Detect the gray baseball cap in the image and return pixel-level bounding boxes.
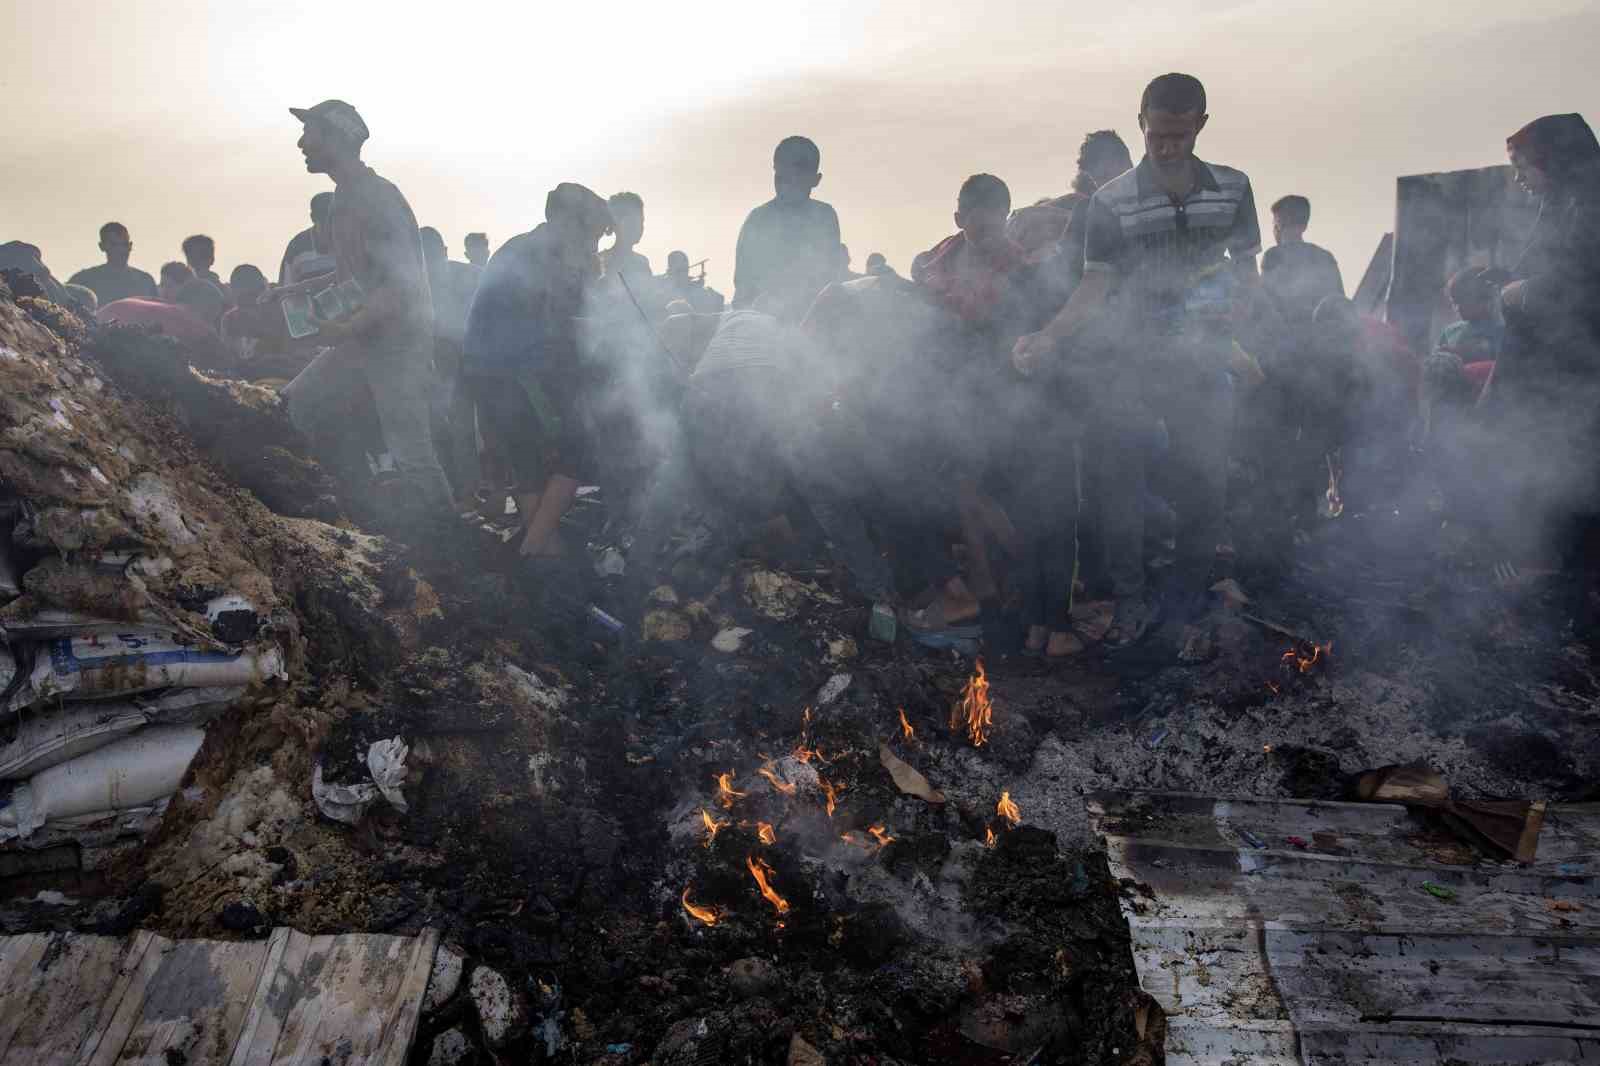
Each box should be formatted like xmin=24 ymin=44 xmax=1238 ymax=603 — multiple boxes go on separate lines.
xmin=289 ymin=100 xmax=370 ymax=145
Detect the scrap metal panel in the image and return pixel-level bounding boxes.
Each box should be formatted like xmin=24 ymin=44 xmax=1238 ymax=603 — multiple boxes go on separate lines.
xmin=1088 ymin=790 xmax=1600 ymax=1065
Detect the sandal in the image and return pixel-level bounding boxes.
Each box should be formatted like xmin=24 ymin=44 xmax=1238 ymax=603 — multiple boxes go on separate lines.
xmin=903 ymin=596 xmax=982 ymax=637
xmin=1105 ymin=594 xmax=1161 ymax=649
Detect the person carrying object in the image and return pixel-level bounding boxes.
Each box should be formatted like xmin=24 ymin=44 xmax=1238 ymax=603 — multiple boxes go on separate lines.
xmin=277 ymin=99 xmax=454 ymax=517
xmin=461 ymin=182 xmax=612 ymax=562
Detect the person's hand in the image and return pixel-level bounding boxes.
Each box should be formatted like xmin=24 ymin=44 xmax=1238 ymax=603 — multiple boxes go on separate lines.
xmin=312 ymin=314 xmax=352 ymax=342
xmin=1500 ymin=279 xmax=1529 ymax=313
xmin=1011 ymin=331 xmax=1053 ymax=377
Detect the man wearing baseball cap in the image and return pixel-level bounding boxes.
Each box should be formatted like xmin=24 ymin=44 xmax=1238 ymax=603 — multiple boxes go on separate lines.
xmin=279 ymin=99 xmax=453 ymax=518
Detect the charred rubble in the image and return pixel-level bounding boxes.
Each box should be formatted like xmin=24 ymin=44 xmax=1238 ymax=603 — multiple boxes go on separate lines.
xmin=0 ymin=282 xmax=1596 ymax=1064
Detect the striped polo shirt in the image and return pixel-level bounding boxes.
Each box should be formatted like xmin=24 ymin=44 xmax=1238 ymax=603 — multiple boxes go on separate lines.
xmin=1084 ymin=155 xmax=1261 ymax=335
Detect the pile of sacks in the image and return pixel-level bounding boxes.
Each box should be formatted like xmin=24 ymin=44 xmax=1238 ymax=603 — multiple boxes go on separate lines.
xmin=0 ymin=285 xmax=287 ymax=851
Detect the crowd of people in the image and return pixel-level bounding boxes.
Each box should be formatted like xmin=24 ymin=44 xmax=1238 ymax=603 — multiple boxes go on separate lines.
xmin=5 ymin=73 xmax=1597 ymax=658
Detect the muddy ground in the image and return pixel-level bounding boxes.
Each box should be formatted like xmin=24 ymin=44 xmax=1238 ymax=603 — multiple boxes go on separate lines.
xmin=2 ymin=293 xmax=1595 ymax=1064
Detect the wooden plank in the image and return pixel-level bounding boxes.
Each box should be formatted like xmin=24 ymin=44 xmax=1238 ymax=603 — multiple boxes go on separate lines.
xmin=0 ymin=932 xmax=131 ymax=1065
xmin=1105 ymin=838 xmax=1600 ymax=934
xmin=228 ymin=927 xmax=302 ymax=1066
xmin=1134 ymin=926 xmax=1600 ymax=1028
xmin=94 ymin=937 xmax=273 ymax=1065
xmin=0 ymin=934 xmax=51 ymax=1055
xmin=1167 ymin=1016 xmax=1598 ymax=1066
xmin=79 ymin=930 xmax=169 ymax=1066
xmin=261 ymin=931 xmax=438 ymax=1065
xmin=1089 ymin=791 xmax=1600 ymax=873
xmin=1089 ymin=790 xmax=1600 ymax=1066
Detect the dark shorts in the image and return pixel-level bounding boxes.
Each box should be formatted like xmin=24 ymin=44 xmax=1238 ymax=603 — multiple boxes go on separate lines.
xmin=463 ymin=372 xmax=592 ymax=490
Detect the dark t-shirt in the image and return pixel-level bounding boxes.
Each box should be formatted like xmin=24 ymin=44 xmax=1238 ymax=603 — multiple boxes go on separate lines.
xmin=330 ymin=165 xmax=433 ymax=350
xmin=68 ymin=262 xmax=158 ymax=306
xmin=279 ymin=228 xmax=315 ymax=284
xmin=462 ymin=224 xmax=587 ymax=380
xmin=732 ymin=197 xmax=841 ymax=311
xmin=1262 ymin=240 xmax=1344 ymax=324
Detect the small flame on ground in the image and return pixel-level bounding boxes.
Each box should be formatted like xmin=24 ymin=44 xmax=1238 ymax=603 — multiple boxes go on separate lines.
xmin=715 ymin=771 xmax=747 ymax=809
xmin=985 ymin=826 xmax=997 ymax=848
xmin=1282 ymin=640 xmax=1334 ymax=675
xmin=868 ymin=824 xmax=894 ymax=849
xmin=898 ymin=708 xmax=915 ymax=741
xmin=953 ymin=659 xmax=994 ymax=747
xmin=757 ymin=763 xmax=798 ymax=796
xmin=820 ymin=775 xmax=840 ymax=818
xmin=746 ymin=855 xmax=790 ymax=915
xmin=700 ymin=807 xmax=729 ymax=847
xmin=997 ymin=791 xmax=1022 ymax=828
xmin=757 ymin=821 xmax=777 ymax=845
xmin=681 ymin=886 xmax=720 ymax=927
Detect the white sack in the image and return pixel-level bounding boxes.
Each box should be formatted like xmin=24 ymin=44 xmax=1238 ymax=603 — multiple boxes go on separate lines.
xmin=0 ymin=704 xmax=150 ymax=780
xmin=0 ymin=725 xmax=205 ymax=840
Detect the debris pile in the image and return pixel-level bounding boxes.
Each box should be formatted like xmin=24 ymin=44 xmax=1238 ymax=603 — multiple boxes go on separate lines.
xmin=0 ymin=287 xmax=291 ymax=857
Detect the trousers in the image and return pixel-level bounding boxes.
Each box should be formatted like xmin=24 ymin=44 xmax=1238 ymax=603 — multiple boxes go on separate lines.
xmin=1100 ymin=358 xmax=1233 ymax=609
xmin=282 ymin=339 xmax=453 ymax=510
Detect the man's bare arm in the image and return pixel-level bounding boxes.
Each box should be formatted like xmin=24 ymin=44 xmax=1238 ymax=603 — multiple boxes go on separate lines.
xmin=1011 ymin=271 xmax=1116 ymax=374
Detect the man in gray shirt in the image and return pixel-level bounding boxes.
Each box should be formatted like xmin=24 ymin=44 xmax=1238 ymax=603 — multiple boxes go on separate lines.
xmin=278 ymin=99 xmax=452 ymax=516
xmin=69 ymin=222 xmax=158 ymax=306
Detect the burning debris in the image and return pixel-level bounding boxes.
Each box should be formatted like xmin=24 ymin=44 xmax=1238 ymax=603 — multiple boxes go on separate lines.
xmin=714 ymin=770 xmax=746 ymax=809
xmin=1281 ymin=639 xmax=1334 ymax=677
xmin=699 ymin=807 xmax=729 ymax=847
xmin=997 ymin=791 xmax=1022 ymax=828
xmin=744 ymin=854 xmax=790 ymax=919
xmin=680 ymin=885 xmax=722 ymax=927
xmin=953 ymin=658 xmax=994 ymax=747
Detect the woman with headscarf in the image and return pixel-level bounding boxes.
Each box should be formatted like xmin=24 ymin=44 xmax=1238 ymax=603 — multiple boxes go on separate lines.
xmin=1477 ymin=113 xmax=1600 ymax=598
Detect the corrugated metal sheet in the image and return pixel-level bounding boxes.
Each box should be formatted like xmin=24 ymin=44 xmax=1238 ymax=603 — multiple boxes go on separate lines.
xmin=1087 ymin=791 xmax=1600 ymax=1065
xmin=0 ymin=926 xmax=438 ymax=1065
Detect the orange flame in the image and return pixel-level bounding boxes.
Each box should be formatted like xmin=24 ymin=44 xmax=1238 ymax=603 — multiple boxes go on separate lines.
xmin=700 ymin=807 xmax=729 ymax=848
xmin=746 ymin=855 xmax=790 ymax=915
xmin=868 ymin=824 xmax=894 ymax=849
xmin=997 ymin=791 xmax=1021 ymax=828
xmin=819 ymin=775 xmax=841 ymax=818
xmin=898 ymin=707 xmax=915 ymax=741
xmin=757 ymin=763 xmax=798 ymax=796
xmin=953 ymin=659 xmax=994 ymax=747
xmin=985 ymin=826 xmax=997 ymax=848
xmin=1281 ymin=641 xmax=1333 ymax=675
xmin=715 ymin=771 xmax=746 ymax=809
xmin=681 ymin=885 xmax=720 ymax=927
xmin=757 ymin=821 xmax=777 ymax=845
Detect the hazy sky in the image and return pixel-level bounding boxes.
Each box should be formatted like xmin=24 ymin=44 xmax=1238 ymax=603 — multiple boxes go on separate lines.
xmin=5 ymin=0 xmax=1597 ymax=295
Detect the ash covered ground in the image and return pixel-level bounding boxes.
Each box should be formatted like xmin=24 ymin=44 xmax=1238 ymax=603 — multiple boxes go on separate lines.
xmin=2 ymin=287 xmax=1596 ymax=1064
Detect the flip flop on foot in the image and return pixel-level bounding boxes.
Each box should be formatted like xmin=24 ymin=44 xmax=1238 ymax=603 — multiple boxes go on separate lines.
xmin=904 ymin=596 xmax=982 ymax=636
xmin=1104 ymin=594 xmax=1161 ymax=650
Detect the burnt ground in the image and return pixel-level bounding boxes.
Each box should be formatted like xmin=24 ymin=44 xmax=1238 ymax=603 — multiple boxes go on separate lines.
xmin=2 ymin=303 xmax=1597 ymax=1064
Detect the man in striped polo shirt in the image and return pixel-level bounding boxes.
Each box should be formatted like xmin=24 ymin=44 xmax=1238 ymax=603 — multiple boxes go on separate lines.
xmin=1014 ymin=72 xmax=1263 ymax=651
